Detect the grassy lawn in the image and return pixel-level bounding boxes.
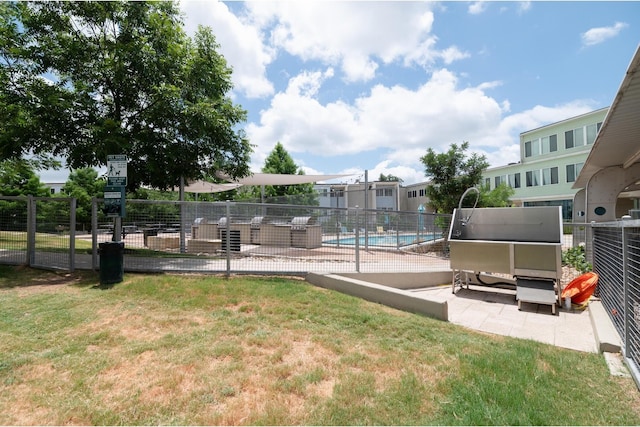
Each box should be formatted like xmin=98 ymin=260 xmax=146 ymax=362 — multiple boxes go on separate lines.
xmin=0 ymin=265 xmax=639 ymax=425
xmin=0 ymin=231 xmax=93 ymax=253
xmin=0 ymin=231 xmax=218 ymax=258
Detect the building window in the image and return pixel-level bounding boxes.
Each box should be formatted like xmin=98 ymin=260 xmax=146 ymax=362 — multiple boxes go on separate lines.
xmin=525 ymin=139 xmax=541 ymax=157
xmin=525 ymin=135 xmax=556 ymax=158
xmin=508 ymin=173 xmax=521 ymax=189
xmin=564 ymin=130 xmax=572 ymax=149
xmin=526 ymin=170 xmax=540 ymax=187
xmin=485 ymin=178 xmax=490 ymax=188
xmin=377 ymin=188 xmax=394 ymax=197
xmin=565 ymin=127 xmax=586 ymax=149
xmin=566 ymin=162 xmax=584 ymax=183
xmin=419 ymin=189 xmax=424 ymax=197
xmin=586 ymin=123 xmax=603 ymax=145
xmin=50 ymin=188 xmax=56 ymax=195
xmin=542 ymin=167 xmax=558 ymax=185
xmin=524 ymin=199 xmax=573 ymax=221
xmin=494 ymin=175 xmax=508 ymax=188
xmin=541 ymin=135 xmax=557 ymax=154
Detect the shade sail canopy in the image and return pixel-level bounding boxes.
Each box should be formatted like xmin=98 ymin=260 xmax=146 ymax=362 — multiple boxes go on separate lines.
xmin=231 ymin=173 xmax=353 ymax=186
xmin=183 ymin=181 xmax=243 ymax=194
xmin=183 ymin=173 xmax=354 ymax=193
xmin=573 ymin=44 xmax=640 ymax=189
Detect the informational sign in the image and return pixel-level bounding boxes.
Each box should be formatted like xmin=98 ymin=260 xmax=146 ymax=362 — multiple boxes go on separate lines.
xmin=103 ymin=185 xmax=126 ymax=218
xmin=107 ymin=154 xmax=128 ymax=187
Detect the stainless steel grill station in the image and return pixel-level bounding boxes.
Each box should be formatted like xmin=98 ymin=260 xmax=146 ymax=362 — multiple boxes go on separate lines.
xmin=217 ymin=216 xmax=228 ymax=230
xmin=250 ymin=216 xmax=264 ymax=244
xmin=290 ymin=216 xmax=322 ymax=249
xmin=448 ymin=205 xmax=563 ymax=314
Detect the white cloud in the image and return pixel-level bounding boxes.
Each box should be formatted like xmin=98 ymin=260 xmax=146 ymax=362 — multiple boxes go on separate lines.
xmin=517 ymin=1 xmax=532 ymax=15
xmin=245 ymin=1 xmax=464 ymax=82
xmin=581 ymin=22 xmax=628 ymax=47
xmin=247 ymin=68 xmax=507 ymax=179
xmin=468 ymin=2 xmax=488 ymax=15
xmin=246 ymin=65 xmax=599 ymax=184
xmin=179 ymin=0 xmax=275 ymax=98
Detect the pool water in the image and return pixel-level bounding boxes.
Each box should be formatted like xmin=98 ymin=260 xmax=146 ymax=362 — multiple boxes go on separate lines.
xmin=325 ymin=233 xmax=436 ymax=247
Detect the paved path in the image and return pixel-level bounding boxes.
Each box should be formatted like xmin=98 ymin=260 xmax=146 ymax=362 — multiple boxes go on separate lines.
xmin=411 ymin=284 xmax=597 ymax=353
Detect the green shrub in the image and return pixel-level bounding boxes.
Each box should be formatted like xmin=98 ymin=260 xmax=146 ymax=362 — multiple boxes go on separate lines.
xmin=562 ymin=245 xmax=592 ymax=273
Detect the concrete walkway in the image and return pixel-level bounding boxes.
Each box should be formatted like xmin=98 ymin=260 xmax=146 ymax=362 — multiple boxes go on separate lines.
xmin=410 ymin=284 xmax=597 ymax=353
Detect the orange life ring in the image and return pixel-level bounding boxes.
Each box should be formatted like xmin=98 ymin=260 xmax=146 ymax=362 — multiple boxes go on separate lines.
xmin=561 ymin=272 xmax=598 ymax=305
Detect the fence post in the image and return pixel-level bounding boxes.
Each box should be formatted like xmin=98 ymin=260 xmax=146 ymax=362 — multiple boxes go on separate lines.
xmin=180 ymin=200 xmax=186 ymax=254
xmin=622 ymin=223 xmax=630 ymax=358
xmin=27 ymin=195 xmax=35 ymax=266
xmin=225 ymin=200 xmax=231 ymax=277
xmin=91 ymin=198 xmax=98 ymax=270
xmin=69 ymin=198 xmax=76 ymax=272
xmin=355 ymin=208 xmax=360 ymax=272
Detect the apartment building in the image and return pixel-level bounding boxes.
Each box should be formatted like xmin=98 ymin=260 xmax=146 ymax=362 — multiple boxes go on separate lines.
xmin=43 ymin=182 xmax=65 ymax=195
xmin=400 ymin=181 xmax=430 ymax=213
xmin=316 ymin=180 xmax=401 ymax=211
xmin=482 ymin=108 xmax=608 ymax=220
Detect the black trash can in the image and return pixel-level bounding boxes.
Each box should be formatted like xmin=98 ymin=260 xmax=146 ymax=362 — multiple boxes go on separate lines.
xmin=99 ymin=242 xmax=124 ymax=285
xmin=220 ymin=229 xmax=241 ymax=252
xmin=142 ymin=228 xmax=158 ymax=247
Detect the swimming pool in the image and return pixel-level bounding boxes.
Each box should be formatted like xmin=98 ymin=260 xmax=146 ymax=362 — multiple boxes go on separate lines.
xmin=324 ymin=233 xmax=436 ymax=247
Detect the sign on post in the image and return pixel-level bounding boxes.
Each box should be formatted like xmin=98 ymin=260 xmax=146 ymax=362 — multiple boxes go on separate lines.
xmin=105 ymin=155 xmax=127 ymax=218
xmin=103 ymin=185 xmax=126 ymax=218
xmin=107 ymin=154 xmax=127 ymax=187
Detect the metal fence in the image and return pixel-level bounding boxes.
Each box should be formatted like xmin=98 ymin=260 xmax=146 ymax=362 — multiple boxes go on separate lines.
xmin=591 ymin=219 xmax=640 ymax=386
xmin=88 ymin=199 xmax=452 ymax=274
xmin=0 ymin=196 xmax=76 ymax=270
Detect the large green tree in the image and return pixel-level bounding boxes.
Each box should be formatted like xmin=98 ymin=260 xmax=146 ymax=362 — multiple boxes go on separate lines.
xmin=0 ymin=1 xmax=251 ymax=190
xmin=0 ymin=159 xmax=51 ymax=230
xmin=59 ymin=168 xmax=105 ymax=230
xmin=420 ymin=142 xmax=489 ymax=214
xmin=0 ymin=159 xmax=51 ymax=197
xmin=479 ymin=182 xmax=514 ymax=208
xmin=378 ymin=173 xmax=403 ymax=183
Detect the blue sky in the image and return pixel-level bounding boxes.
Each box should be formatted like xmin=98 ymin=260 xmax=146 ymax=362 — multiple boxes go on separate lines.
xmin=41 ymin=1 xmax=640 ymax=185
